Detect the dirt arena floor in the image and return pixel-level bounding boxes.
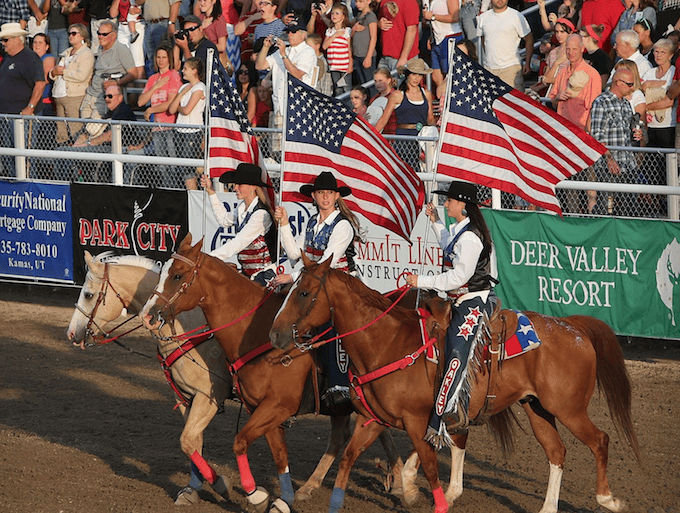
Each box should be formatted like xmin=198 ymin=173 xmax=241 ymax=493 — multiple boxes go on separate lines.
xmin=0 ymin=283 xmax=679 ymax=513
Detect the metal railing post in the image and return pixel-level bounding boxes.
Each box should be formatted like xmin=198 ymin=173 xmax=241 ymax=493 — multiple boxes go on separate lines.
xmin=111 ymin=123 xmax=124 ymax=184
xmin=668 ymin=152 xmax=679 ymax=220
xmin=13 ymin=118 xmax=27 ymax=179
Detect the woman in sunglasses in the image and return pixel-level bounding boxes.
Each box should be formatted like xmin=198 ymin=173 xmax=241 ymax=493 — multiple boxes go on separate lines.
xmin=49 ymin=23 xmax=94 ymax=144
xmin=235 ymin=62 xmax=259 ymax=123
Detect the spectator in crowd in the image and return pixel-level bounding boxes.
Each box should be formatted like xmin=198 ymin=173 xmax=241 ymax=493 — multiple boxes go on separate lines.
xmin=368 ymin=67 xmax=396 ymax=130
xmin=306 ymin=32 xmax=333 ymax=96
xmin=633 ymin=18 xmax=656 ymax=63
xmin=252 ymin=78 xmax=272 ymax=126
xmin=27 ymin=0 xmax=49 ymax=41
xmin=46 ymin=0 xmax=70 ymax=57
xmin=138 ymin=43 xmax=182 ymax=187
xmin=255 ymin=20 xmax=316 ymax=117
xmin=49 ymin=23 xmax=94 ymax=143
xmin=195 ymin=0 xmax=230 ymax=67
xmin=307 ymin=0 xmax=333 ymax=37
xmin=32 ymin=33 xmax=56 ymax=116
xmin=252 ymin=0 xmax=285 ymax=51
xmin=199 ymin=0 xmax=241 ymax=75
xmin=236 ymin=62 xmax=259 ymax=122
xmin=174 ymin=14 xmax=219 ymax=69
xmin=377 ymin=0 xmax=419 ymax=71
xmin=88 ymin=0 xmax=116 ymax=55
xmin=80 ymin=20 xmax=136 ymax=138
xmin=54 ymin=83 xmax=137 ymax=181
xmin=542 ymin=18 xmax=574 ymax=86
xmin=612 ymin=0 xmax=657 ymax=49
xmin=607 ymin=29 xmax=653 ymax=84
xmin=580 ymin=0 xmax=624 ymax=54
xmin=0 ymin=1 xmax=32 ymax=30
xmin=537 ymin=0 xmax=582 ymax=31
xmin=234 ymin=0 xmax=264 ymax=63
xmin=111 ymin=0 xmax=145 ymax=78
xmin=169 ymin=56 xmax=206 ymax=189
xmin=323 ymin=3 xmax=352 ymax=96
xmin=422 ymin=0 xmax=463 ymax=89
xmin=351 ymin=0 xmax=378 ymax=87
xmin=615 ymin=58 xmax=647 ymax=144
xmin=530 ymin=32 xmax=556 ymax=96
xmin=0 ymin=22 xmax=45 ymax=175
xmin=581 ymin=23 xmax=612 ymax=88
xmin=375 ymin=57 xmax=435 ymax=171
xmin=140 ymin=0 xmax=180 ymax=73
xmin=587 ymin=68 xmax=642 ymax=214
xmin=477 ymin=0 xmax=533 ymax=90
xmin=550 ymin=34 xmax=602 ymax=130
xmin=460 ymin=0 xmax=482 ymax=41
xmin=350 ymin=84 xmax=369 ymax=118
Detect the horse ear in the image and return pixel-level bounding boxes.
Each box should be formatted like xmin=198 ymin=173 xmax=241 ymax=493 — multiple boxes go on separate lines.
xmin=84 ymin=251 xmax=101 ymax=272
xmin=189 ymin=237 xmax=204 ymax=258
xmin=301 ymin=252 xmax=313 ymax=268
xmin=179 ymin=232 xmax=193 ymax=252
xmin=318 ymin=254 xmax=334 ymax=273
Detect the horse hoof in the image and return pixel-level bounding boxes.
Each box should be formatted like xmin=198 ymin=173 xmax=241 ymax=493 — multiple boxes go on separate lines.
xmin=211 ymin=474 xmax=232 ymax=501
xmin=402 ymin=489 xmax=420 ymax=508
xmin=175 ymin=486 xmax=200 ymax=506
xmin=268 ymin=497 xmax=291 ymax=513
xmin=597 ymin=494 xmax=627 ymax=512
xmin=247 ymin=486 xmax=270 ymax=513
xmin=295 ymin=488 xmax=313 ymax=501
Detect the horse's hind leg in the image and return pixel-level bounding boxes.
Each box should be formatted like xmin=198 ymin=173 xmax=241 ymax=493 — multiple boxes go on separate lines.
xmin=377 ymin=429 xmax=404 ymax=495
xmin=401 ymin=450 xmax=421 ymax=507
xmin=558 ymin=410 xmax=623 ymax=512
xmin=521 ymin=400 xmax=566 ymax=513
xmin=296 ymin=415 xmax=351 ymax=501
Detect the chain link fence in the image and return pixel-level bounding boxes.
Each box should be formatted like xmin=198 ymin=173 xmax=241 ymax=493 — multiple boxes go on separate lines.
xmin=1 ymin=113 xmax=679 ymax=220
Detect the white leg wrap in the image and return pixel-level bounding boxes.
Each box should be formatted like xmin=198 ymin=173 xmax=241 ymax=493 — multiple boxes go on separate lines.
xmin=538 ymin=462 xmax=562 ymax=513
xmin=270 ymin=498 xmax=291 ymax=513
xmin=247 ymin=487 xmax=269 ymax=506
xmin=445 ymin=446 xmax=465 ymax=504
xmin=597 ymin=493 xmax=624 ymax=512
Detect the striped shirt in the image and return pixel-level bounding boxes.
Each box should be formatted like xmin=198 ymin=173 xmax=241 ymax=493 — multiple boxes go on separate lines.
xmin=325 ymin=27 xmax=351 ymax=72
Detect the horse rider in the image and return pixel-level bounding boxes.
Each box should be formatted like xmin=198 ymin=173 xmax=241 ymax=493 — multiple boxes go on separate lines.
xmin=406 ymin=180 xmax=498 ymax=449
xmin=200 ymin=163 xmax=277 ymax=286
xmin=273 ymin=171 xmax=363 ymax=412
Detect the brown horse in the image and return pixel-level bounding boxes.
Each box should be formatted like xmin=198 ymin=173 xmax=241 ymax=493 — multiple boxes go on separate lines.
xmin=269 ymin=255 xmax=642 ymax=513
xmin=141 ymin=235 xmax=403 ymax=513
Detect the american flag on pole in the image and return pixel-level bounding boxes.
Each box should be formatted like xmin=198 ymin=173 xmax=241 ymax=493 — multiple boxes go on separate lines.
xmin=206 ymin=51 xmax=275 ymax=205
xmin=436 ymin=49 xmax=607 ymax=214
xmin=281 ymin=76 xmax=425 ymax=241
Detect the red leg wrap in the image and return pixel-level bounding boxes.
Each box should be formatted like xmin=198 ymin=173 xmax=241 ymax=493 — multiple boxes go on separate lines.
xmin=433 ymin=486 xmax=448 ymax=513
xmin=190 ymin=451 xmax=217 ymax=484
xmin=237 ymin=454 xmax=256 ymax=494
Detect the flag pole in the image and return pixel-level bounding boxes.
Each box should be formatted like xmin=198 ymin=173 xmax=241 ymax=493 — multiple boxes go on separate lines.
xmin=276 ymin=72 xmax=290 ymax=272
xmin=201 ymin=49 xmax=216 ymax=253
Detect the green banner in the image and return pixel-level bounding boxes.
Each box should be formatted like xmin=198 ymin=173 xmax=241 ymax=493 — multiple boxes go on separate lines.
xmin=483 ymin=210 xmax=680 ymax=340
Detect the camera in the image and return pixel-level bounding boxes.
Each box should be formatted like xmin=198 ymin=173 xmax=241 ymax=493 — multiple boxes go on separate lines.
xmin=175 ymin=28 xmax=188 ymax=40
xmin=271 ymin=36 xmax=280 ymax=44
xmin=100 ymin=72 xmax=123 ymax=81
xmin=312 ymin=3 xmax=322 ymax=10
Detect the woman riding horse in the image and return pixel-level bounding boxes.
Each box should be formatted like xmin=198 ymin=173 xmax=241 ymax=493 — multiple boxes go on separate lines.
xmin=200 ymin=163 xmax=277 ymax=286
xmin=406 ymin=180 xmax=497 ymax=448
xmin=273 ymin=171 xmax=362 ymax=411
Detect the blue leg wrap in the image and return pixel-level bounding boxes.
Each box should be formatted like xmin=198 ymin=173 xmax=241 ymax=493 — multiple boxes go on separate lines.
xmin=189 ymin=461 xmax=204 ymax=490
xmin=278 ymin=472 xmax=294 ymax=506
xmin=329 ymin=487 xmax=346 ymax=513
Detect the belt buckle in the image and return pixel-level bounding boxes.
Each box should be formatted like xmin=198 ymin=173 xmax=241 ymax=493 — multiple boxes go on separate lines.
xmin=415 ymin=122 xmax=423 ymax=131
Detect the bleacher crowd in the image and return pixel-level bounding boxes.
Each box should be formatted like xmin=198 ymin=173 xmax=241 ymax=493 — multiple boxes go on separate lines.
xmin=1 ymin=0 xmax=679 ymax=215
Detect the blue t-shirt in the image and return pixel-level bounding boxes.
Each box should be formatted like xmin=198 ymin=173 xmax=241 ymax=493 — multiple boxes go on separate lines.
xmin=0 ymin=48 xmax=45 ymax=114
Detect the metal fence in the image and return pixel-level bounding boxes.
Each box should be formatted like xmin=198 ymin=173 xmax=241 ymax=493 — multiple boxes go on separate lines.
xmin=1 ymin=113 xmax=679 ymax=220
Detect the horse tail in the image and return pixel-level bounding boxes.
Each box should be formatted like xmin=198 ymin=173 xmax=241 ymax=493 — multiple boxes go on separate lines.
xmin=566 ymin=315 xmax=642 ymax=464
xmin=486 ymin=408 xmax=523 ymax=458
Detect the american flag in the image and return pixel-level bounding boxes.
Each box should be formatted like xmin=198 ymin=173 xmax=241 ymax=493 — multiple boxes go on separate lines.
xmin=437 ymin=49 xmax=607 ymax=214
xmin=281 ymin=76 xmax=425 ymax=241
xmin=206 ymin=51 xmax=275 ymax=205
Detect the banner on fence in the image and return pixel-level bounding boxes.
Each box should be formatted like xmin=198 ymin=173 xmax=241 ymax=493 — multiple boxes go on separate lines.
xmin=70 ymin=184 xmax=188 ymax=283
xmin=484 ymin=210 xmax=680 ymax=339
xmin=0 ymin=180 xmax=74 ymax=282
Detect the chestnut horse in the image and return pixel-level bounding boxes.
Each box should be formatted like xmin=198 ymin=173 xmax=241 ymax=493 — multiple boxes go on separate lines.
xmin=141 ymin=235 xmax=403 ymax=513
xmin=269 ymin=255 xmax=642 ymax=513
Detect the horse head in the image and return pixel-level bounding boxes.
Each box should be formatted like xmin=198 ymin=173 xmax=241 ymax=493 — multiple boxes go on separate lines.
xmin=269 ymin=253 xmax=335 ymax=350
xmin=142 ymin=233 xmax=206 ymax=329
xmin=67 ymin=251 xmax=131 ymax=348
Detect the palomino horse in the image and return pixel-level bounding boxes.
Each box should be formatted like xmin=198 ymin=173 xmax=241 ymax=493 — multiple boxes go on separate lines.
xmin=141 ymin=235 xmax=403 ymax=513
xmin=66 ymin=251 xmax=233 ymax=505
xmin=269 ymin=255 xmax=642 ymax=513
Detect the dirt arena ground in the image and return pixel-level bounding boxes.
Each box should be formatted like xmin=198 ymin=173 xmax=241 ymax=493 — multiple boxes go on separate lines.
xmin=0 ymin=283 xmax=678 ymax=513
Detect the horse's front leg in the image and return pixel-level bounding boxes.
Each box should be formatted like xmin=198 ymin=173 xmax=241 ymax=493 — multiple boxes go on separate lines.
xmin=263 ymin=425 xmax=295 ymax=513
xmin=328 ymin=414 xmax=386 ymax=513
xmin=404 ymin=417 xmax=448 ymax=513
xmin=296 ymin=415 xmax=351 ymax=501
xmin=445 ymin=432 xmax=468 ymax=505
xmin=233 ymin=400 xmax=297 ymax=513
xmin=377 ymin=429 xmax=405 ymax=495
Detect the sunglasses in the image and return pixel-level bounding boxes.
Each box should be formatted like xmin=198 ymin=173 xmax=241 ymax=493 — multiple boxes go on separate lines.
xmin=1 ymin=38 xmax=10 ymax=42
xmin=184 ymin=25 xmax=199 ymax=32
xmin=68 ymin=31 xmax=79 ymax=36
xmin=238 ymin=69 xmax=249 ymax=74
xmin=97 ymin=31 xmax=112 ymax=36
xmin=617 ymin=79 xmax=634 ymax=87
xmin=104 ymin=93 xmax=117 ymax=99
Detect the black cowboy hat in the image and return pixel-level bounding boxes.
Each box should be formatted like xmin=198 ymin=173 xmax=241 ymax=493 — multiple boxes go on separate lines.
xmin=300 ymin=171 xmax=351 ymax=197
xmin=218 ymin=163 xmax=272 ymax=187
xmin=433 ymin=180 xmax=479 ymax=204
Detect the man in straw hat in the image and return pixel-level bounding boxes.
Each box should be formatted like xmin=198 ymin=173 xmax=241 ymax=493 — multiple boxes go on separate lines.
xmin=199 ymin=164 xmax=277 ymax=286
xmin=0 ymin=22 xmax=45 ymax=175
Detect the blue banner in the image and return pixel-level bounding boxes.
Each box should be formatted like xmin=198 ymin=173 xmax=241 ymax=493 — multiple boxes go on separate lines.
xmin=0 ymin=181 xmax=74 ymax=282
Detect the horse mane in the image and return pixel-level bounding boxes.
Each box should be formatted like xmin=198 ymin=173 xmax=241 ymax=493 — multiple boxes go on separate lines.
xmin=331 ymin=269 xmax=421 ymax=322
xmin=94 ymin=252 xmax=162 ymax=273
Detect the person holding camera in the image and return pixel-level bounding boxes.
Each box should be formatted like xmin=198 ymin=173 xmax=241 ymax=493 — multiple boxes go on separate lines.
xmin=173 ymin=14 xmax=218 ymax=71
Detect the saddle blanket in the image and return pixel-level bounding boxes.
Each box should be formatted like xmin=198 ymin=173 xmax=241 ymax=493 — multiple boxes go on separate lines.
xmin=503 ymin=311 xmax=541 ymax=359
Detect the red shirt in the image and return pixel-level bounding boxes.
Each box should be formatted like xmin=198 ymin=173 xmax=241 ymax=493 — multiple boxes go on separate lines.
xmin=379 ymin=0 xmax=419 ymax=61
xmin=580 ymin=0 xmax=625 ymax=54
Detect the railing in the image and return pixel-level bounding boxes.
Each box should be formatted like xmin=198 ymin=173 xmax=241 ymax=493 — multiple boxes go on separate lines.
xmin=1 ymin=113 xmax=679 ymax=219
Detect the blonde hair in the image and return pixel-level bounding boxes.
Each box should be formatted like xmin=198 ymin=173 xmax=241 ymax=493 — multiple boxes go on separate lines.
xmin=336 ymin=197 xmax=364 ymax=242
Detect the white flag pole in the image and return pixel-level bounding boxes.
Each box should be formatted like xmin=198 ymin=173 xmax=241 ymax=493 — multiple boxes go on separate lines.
xmin=201 ymin=49 xmax=217 ymax=253
xmin=276 ymin=71 xmax=291 ymax=272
